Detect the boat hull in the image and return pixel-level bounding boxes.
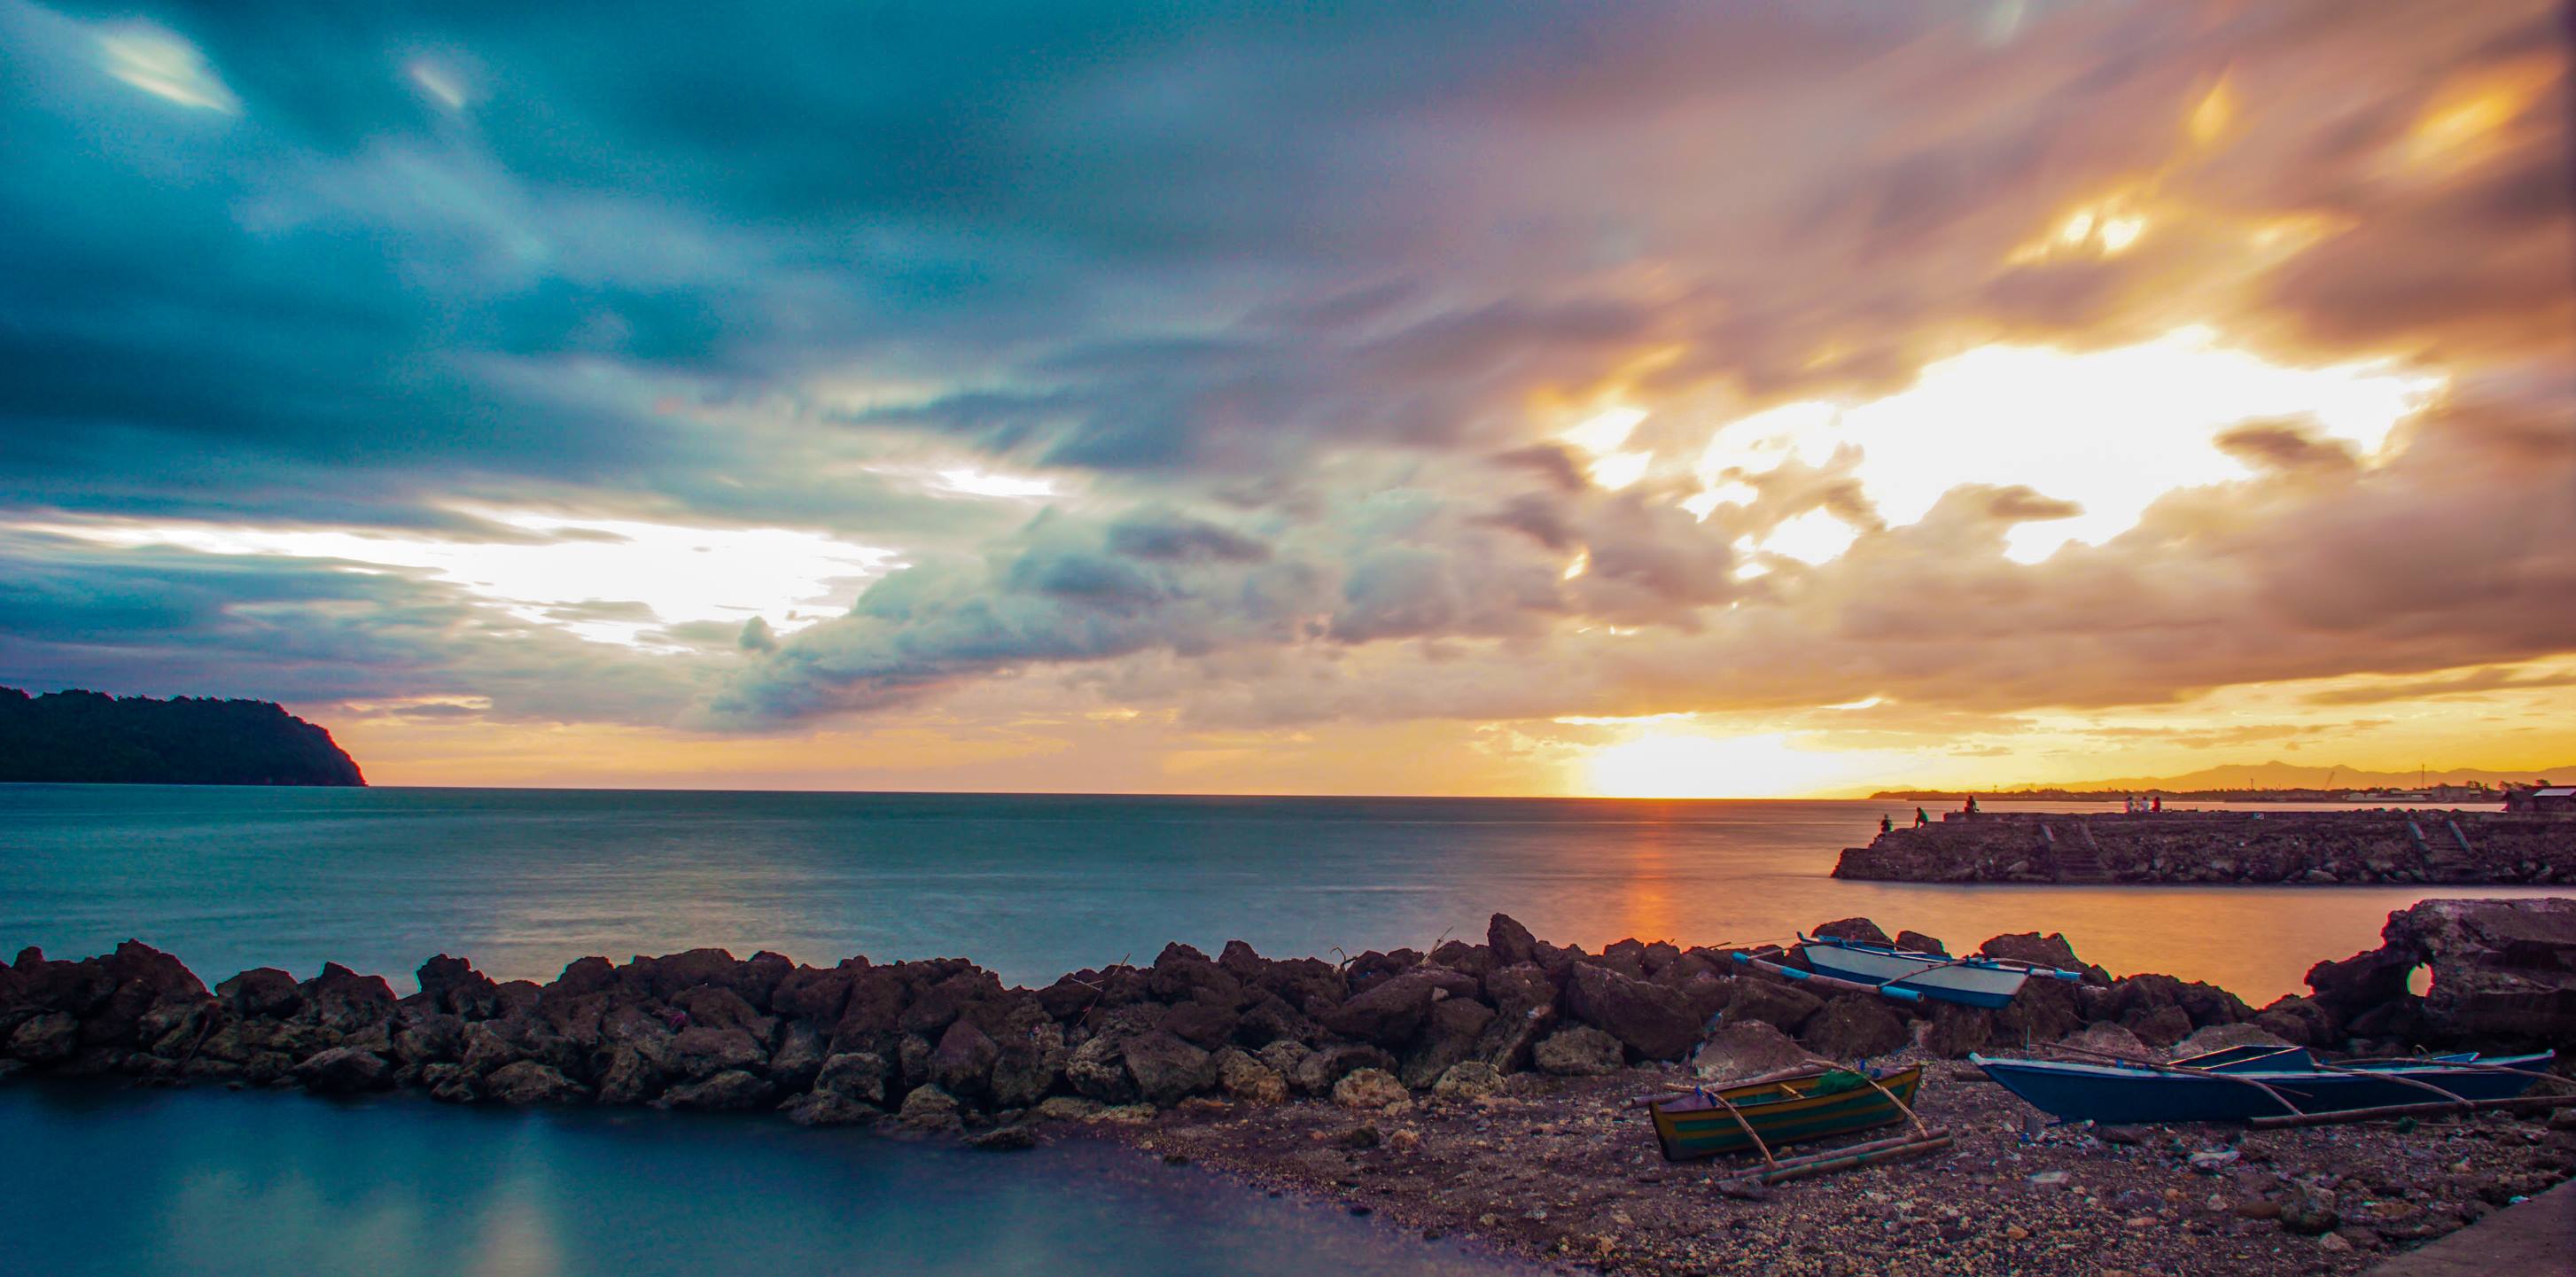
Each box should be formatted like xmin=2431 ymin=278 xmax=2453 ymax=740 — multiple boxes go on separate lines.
xmin=1970 ymin=1052 xmax=2554 ymax=1124
xmin=1800 ymin=944 xmax=2029 ymax=1009
xmin=1648 ymin=1064 xmax=1924 ymax=1161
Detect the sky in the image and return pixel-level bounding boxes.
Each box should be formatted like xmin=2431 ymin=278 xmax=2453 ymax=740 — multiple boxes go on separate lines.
xmin=2 ymin=0 xmax=2572 ymax=798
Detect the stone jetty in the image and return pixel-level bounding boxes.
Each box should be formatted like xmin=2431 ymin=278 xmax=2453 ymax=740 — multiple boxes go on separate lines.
xmin=1833 ymin=810 xmax=2576 ymax=885
xmin=5 ymin=899 xmax=2573 ymax=1275
xmin=4 ymin=900 xmax=2571 ymax=1123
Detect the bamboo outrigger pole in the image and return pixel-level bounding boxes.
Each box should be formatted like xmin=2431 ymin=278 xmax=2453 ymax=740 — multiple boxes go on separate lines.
xmin=1854 ymin=1068 xmax=1936 ymax=1140
xmin=2248 ymin=1093 xmax=2576 ymax=1129
xmin=1731 ymin=949 xmax=1924 ymax=1003
xmin=1715 ymin=1132 xmax=1955 ymax=1188
xmin=2293 ymin=1055 xmax=2488 ymax=1111
xmin=2331 ymin=1056 xmax=2576 ymax=1090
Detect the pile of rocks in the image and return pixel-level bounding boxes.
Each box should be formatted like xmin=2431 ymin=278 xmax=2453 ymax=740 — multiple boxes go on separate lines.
xmin=3 ymin=903 xmax=2564 ymax=1138
xmin=1833 ymin=812 xmax=2576 ymax=885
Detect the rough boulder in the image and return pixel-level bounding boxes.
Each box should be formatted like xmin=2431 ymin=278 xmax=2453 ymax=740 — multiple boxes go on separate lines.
xmin=2313 ymin=898 xmax=2576 ymax=1050
xmin=1690 ymin=1020 xmax=1813 ymax=1083
xmin=1563 ymin=962 xmax=1699 ymax=1061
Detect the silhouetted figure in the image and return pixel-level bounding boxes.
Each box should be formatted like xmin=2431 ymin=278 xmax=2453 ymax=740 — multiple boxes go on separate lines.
xmin=2152 ymin=796 xmax=2162 ymax=814
xmin=1914 ymin=807 xmax=1930 ymax=827
xmin=1880 ymin=814 xmax=1894 ymax=835
xmin=1963 ymin=796 xmax=1979 ymax=815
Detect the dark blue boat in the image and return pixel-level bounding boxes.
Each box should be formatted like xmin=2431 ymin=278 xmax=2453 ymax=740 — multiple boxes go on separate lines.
xmin=1971 ymin=1045 xmax=2557 ymax=1124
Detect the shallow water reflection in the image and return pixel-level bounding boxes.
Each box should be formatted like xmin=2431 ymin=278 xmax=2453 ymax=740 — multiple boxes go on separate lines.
xmin=0 ymin=1083 xmax=1529 ymax=1277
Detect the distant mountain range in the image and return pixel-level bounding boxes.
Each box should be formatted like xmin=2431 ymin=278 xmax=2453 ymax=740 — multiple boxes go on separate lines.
xmin=1872 ymin=759 xmax=2571 ymax=800
xmin=0 ymin=688 xmax=365 ymax=786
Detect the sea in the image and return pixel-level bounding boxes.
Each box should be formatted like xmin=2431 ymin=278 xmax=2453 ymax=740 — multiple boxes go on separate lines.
xmin=2 ymin=784 xmax=2558 ymax=1275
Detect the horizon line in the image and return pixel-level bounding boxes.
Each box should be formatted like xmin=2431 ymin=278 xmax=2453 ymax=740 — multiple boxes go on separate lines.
xmin=5 ymin=779 xmax=2543 ymax=804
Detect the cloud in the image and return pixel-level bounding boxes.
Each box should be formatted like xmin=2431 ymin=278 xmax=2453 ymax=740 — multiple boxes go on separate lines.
xmin=1104 ymin=510 xmax=1272 ymax=564
xmin=0 ymin=530 xmax=713 ymax=725
xmin=0 ymin=0 xmax=2568 ymax=785
xmin=97 ymin=22 xmax=239 ymax=113
xmin=2302 ymin=666 xmax=2576 ymax=707
xmin=2214 ymin=421 xmax=2362 ymax=472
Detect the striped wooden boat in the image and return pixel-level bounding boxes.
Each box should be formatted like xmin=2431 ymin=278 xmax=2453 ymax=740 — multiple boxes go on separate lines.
xmin=1646 ymin=1063 xmax=1924 ymax=1162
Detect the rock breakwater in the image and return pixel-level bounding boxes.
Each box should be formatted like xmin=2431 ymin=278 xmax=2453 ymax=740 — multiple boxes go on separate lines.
xmin=1833 ymin=811 xmax=2575 ymax=885
xmin=5 ymin=901 xmax=2570 ymax=1127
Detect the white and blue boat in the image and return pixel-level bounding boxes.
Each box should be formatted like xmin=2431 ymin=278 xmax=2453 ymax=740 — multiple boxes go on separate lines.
xmin=1973 ymin=1044 xmax=2557 ymax=1124
xmin=1791 ymin=933 xmax=2084 ymax=1009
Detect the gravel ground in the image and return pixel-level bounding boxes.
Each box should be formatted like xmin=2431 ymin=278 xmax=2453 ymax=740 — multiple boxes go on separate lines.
xmin=1082 ymin=1053 xmax=2576 ymax=1277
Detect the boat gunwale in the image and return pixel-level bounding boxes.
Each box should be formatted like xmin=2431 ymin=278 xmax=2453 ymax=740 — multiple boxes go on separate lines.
xmin=1968 ymin=1050 xmax=2555 ymax=1084
xmin=1796 ymin=932 xmax=2072 ymax=976
xmin=1646 ymin=1063 xmax=1926 ymax=1117
xmin=2167 ymin=1043 xmax=2310 ymax=1071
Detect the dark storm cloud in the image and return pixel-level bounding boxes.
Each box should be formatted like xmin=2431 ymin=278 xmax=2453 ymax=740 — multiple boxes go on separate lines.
xmin=1105 ymin=510 xmax=1272 ymax=564
xmin=0 ymin=0 xmax=1933 ymax=520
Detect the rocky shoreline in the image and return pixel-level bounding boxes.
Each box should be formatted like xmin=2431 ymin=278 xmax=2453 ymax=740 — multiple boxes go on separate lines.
xmin=7 ymin=899 xmax=2574 ymax=1274
xmin=1833 ymin=811 xmax=2576 ymax=885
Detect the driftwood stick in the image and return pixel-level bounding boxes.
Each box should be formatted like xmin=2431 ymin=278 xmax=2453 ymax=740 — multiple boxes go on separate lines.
xmin=176 ymin=1009 xmax=221 ymax=1071
xmin=2247 ymin=1093 xmax=2576 ymax=1129
xmin=1719 ymin=1133 xmax=1953 ymax=1187
xmin=1073 ymin=954 xmax=1132 ymax=1028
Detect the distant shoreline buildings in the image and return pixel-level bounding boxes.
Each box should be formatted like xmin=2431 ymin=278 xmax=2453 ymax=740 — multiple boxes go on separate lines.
xmin=1868 ymin=780 xmax=2557 ymax=806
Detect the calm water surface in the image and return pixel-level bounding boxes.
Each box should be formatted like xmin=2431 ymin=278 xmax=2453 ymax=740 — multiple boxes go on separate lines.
xmin=2 ymin=785 xmax=2553 ymax=1001
xmin=0 ymin=1081 xmax=1529 ymax=1277
xmin=4 ymin=784 xmax=2562 ymax=1277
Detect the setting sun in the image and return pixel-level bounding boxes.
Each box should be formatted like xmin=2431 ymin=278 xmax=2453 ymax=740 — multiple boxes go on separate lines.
xmin=1580 ymin=730 xmax=1888 ymax=799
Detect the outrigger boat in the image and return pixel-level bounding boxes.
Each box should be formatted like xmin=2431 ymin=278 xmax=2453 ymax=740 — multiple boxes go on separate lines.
xmin=1637 ymin=1062 xmax=1949 ymax=1183
xmin=1973 ymin=1043 xmax=2565 ymax=1126
xmin=1731 ymin=934 xmax=2083 ymax=1009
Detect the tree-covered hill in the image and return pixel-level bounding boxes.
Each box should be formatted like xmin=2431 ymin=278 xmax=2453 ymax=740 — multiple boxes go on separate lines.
xmin=0 ymin=688 xmax=365 ymax=786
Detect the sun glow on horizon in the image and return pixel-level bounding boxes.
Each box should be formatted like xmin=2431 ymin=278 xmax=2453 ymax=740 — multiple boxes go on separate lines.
xmin=1578 ymin=730 xmax=1895 ymax=799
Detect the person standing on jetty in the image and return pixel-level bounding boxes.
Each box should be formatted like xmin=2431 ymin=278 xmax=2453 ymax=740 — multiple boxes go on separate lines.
xmin=1962 ymin=795 xmax=1979 ymax=814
